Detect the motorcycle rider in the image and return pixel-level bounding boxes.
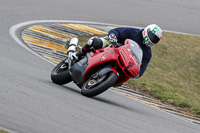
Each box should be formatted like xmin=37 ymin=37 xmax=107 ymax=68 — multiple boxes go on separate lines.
xmin=68 ymin=24 xmax=162 ymax=78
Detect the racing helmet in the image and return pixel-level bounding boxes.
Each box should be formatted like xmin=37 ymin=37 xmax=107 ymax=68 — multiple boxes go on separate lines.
xmin=142 ymin=24 xmax=162 ymax=47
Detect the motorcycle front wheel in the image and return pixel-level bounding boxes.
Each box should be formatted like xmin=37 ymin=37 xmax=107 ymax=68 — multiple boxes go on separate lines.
xmin=81 ymin=72 xmax=118 ymax=97
xmin=51 ymin=60 xmax=72 ymax=85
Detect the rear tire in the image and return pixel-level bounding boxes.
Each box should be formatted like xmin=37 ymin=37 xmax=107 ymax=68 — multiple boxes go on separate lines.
xmin=81 ymin=72 xmax=118 ymax=97
xmin=51 ymin=60 xmax=72 ymax=85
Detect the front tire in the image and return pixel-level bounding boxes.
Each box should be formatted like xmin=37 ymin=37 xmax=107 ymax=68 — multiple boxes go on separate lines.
xmin=51 ymin=60 xmax=72 ymax=85
xmin=81 ymin=72 xmax=118 ymax=97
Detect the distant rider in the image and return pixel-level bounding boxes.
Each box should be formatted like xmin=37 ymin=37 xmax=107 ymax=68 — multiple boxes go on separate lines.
xmin=68 ymin=24 xmax=163 ymax=78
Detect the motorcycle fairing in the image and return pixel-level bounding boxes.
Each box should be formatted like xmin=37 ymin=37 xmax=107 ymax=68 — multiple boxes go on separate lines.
xmin=69 ymin=53 xmax=90 ymax=85
xmin=83 ymin=47 xmax=119 ymax=84
xmin=118 ymin=40 xmax=141 ymax=78
xmin=71 ymin=39 xmax=142 ymax=86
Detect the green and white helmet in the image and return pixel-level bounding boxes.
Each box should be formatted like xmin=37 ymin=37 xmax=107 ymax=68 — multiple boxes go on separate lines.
xmin=142 ymin=24 xmax=162 ymax=47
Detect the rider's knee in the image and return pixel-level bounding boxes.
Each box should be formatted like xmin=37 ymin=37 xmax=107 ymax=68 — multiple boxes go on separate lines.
xmin=92 ymin=38 xmax=103 ymax=50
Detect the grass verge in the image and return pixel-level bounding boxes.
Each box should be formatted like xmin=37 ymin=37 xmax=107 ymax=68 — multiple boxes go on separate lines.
xmin=78 ymin=32 xmax=200 ymax=117
xmin=128 ymin=32 xmax=200 ymax=117
xmin=0 ymin=129 xmax=9 ymax=133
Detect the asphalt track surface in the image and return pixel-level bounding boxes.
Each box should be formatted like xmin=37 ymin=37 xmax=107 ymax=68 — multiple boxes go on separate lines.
xmin=0 ymin=0 xmax=200 ymax=133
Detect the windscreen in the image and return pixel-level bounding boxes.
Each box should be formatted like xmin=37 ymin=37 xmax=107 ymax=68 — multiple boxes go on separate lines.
xmin=129 ymin=40 xmax=143 ymax=64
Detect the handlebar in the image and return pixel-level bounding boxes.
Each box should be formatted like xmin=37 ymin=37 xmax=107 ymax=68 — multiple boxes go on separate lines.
xmin=111 ymin=42 xmax=123 ymax=47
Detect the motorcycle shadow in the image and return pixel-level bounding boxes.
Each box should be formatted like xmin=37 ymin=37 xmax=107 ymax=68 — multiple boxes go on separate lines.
xmin=50 ymin=81 xmax=143 ymax=114
xmin=49 ymin=81 xmax=81 ymax=93
xmin=92 ymin=96 xmax=142 ymax=113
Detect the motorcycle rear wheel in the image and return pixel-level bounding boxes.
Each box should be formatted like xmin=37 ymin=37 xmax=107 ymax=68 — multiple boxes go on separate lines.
xmin=51 ymin=60 xmax=72 ymax=85
xmin=81 ymin=72 xmax=118 ymax=97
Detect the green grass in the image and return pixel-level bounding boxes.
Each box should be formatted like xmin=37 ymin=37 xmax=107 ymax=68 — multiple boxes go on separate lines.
xmin=78 ymin=32 xmax=200 ymax=117
xmin=128 ymin=32 xmax=200 ymax=117
xmin=0 ymin=129 xmax=9 ymax=133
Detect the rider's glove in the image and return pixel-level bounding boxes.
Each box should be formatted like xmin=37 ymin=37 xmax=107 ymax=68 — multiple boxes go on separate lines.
xmin=68 ymin=52 xmax=79 ymax=61
xmin=108 ymin=33 xmax=117 ymax=44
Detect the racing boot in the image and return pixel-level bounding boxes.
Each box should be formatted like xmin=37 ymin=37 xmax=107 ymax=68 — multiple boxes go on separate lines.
xmin=67 ymin=37 xmax=104 ymax=63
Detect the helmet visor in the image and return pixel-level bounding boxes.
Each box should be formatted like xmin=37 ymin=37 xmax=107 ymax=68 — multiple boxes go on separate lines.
xmin=147 ymin=29 xmax=160 ymax=44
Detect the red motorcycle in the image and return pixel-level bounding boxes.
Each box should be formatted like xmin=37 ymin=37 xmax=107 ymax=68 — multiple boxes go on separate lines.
xmin=51 ymin=38 xmax=143 ymax=97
